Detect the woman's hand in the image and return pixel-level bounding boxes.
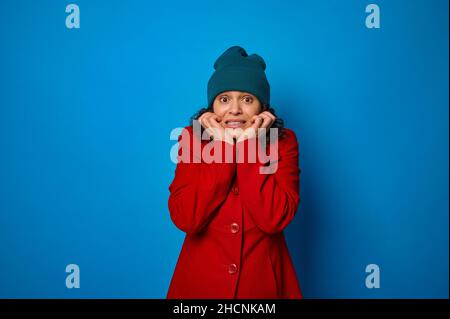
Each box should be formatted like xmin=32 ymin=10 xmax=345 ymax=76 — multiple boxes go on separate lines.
xmin=198 ymin=112 xmax=234 ymax=145
xmin=236 ymin=111 xmax=276 ymax=143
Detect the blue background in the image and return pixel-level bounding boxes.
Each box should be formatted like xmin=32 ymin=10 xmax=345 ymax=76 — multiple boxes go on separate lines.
xmin=0 ymin=0 xmax=448 ymax=298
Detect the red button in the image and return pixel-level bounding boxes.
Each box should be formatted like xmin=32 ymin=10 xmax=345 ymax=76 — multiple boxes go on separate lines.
xmin=230 ymin=222 xmax=240 ymax=234
xmin=228 ymin=263 xmax=238 ymax=274
xmin=231 ymin=186 xmax=239 ymax=195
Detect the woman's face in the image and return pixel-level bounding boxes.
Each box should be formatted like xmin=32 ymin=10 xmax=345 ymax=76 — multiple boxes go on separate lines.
xmin=212 ymin=91 xmax=262 ymax=130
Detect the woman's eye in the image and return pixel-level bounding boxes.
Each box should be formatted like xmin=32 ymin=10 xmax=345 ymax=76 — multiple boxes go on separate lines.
xmin=220 ymin=97 xmax=229 ymax=103
xmin=243 ymin=96 xmax=253 ymax=103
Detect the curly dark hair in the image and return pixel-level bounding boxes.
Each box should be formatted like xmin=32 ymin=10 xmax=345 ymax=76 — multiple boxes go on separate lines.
xmin=189 ymin=103 xmax=286 ymax=144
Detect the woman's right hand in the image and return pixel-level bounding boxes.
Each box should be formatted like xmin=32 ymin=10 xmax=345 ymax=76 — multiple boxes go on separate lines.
xmin=198 ymin=112 xmax=234 ymax=145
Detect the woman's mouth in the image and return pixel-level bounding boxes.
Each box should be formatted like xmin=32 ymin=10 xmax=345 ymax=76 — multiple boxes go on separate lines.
xmin=224 ymin=119 xmax=246 ymax=128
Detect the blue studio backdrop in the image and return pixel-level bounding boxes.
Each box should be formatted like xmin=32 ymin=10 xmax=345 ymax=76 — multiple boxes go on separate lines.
xmin=0 ymin=0 xmax=448 ymax=298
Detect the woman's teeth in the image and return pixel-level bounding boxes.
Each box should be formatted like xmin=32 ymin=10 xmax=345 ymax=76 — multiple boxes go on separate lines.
xmin=226 ymin=121 xmax=245 ymax=127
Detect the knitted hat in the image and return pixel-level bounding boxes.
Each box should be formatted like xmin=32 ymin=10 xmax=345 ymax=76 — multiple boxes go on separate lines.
xmin=207 ymin=46 xmax=270 ymax=107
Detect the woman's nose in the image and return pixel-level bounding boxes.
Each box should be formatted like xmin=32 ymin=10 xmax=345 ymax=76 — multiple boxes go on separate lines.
xmin=229 ymin=101 xmax=242 ymax=114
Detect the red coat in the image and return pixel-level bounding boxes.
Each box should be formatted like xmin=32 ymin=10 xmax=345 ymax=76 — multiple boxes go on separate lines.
xmin=167 ymin=125 xmax=303 ymax=299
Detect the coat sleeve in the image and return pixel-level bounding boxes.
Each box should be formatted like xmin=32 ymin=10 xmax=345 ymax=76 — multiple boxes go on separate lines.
xmin=168 ymin=127 xmax=236 ymax=235
xmin=235 ymin=129 xmax=301 ymax=234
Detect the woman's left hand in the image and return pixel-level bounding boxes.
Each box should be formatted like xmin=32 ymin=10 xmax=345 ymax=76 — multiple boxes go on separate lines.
xmin=236 ymin=111 xmax=276 ymax=143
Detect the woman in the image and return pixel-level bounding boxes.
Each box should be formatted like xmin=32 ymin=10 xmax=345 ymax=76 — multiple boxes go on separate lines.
xmin=167 ymin=46 xmax=303 ymax=299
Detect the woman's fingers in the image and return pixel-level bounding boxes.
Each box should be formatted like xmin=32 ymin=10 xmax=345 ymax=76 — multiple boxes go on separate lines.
xmin=251 ymin=115 xmax=263 ymax=129
xmin=198 ymin=112 xmax=218 ymax=128
xmin=204 ymin=114 xmax=222 ymax=131
xmin=200 ymin=113 xmax=213 ymax=128
xmin=238 ymin=112 xmax=273 ymax=142
xmin=260 ymin=111 xmax=276 ymax=122
xmin=209 ymin=114 xmax=223 ymax=128
xmin=202 ymin=113 xmax=226 ymax=141
xmin=198 ymin=111 xmax=276 ymax=143
xmin=203 ymin=118 xmax=216 ymax=140
xmin=198 ymin=112 xmax=208 ymax=126
xmin=203 ymin=116 xmax=215 ymax=132
xmin=259 ymin=112 xmax=275 ymax=129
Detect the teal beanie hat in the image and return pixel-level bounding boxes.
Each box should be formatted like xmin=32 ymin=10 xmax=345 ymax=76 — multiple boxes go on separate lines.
xmin=207 ymin=46 xmax=270 ymax=107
